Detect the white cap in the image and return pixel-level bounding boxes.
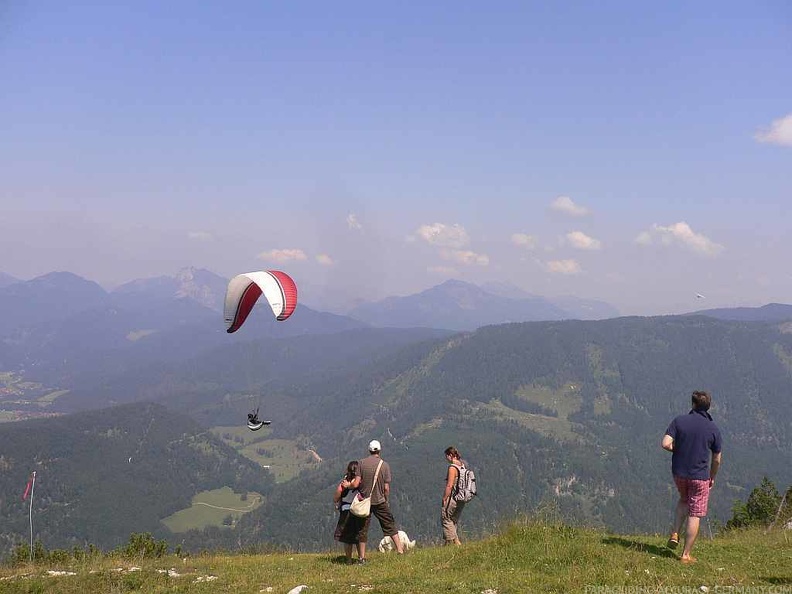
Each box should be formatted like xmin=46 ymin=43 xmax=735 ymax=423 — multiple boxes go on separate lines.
xmin=368 ymin=439 xmax=381 ymax=452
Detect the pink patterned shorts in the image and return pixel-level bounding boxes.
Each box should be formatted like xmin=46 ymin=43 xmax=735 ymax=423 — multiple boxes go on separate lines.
xmin=674 ymin=475 xmax=711 ymax=517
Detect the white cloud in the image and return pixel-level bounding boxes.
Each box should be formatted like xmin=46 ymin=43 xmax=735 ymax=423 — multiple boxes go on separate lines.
xmin=187 ymin=231 xmax=214 ymax=241
xmin=511 ymin=233 xmax=537 ymax=249
xmin=347 ymin=213 xmax=362 ymax=230
xmin=415 ymin=223 xmax=470 ymax=248
xmin=754 ymin=113 xmax=792 ymax=146
xmin=550 ymin=196 xmax=589 ymax=217
xmin=257 ymin=248 xmax=308 ymax=263
xmin=565 ymin=231 xmax=601 ymax=250
xmin=636 ymin=222 xmax=724 ymax=256
xmin=315 ymin=254 xmax=334 ymax=266
xmin=546 ymin=259 xmax=581 ymax=275
xmin=441 ymin=249 xmax=489 ymax=266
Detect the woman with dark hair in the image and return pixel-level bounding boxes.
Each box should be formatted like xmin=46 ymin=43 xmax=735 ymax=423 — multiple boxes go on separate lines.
xmin=334 ymin=460 xmax=365 ymax=563
xmin=442 ymin=446 xmax=466 ymax=545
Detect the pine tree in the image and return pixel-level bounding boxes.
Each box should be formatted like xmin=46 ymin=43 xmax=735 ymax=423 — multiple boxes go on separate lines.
xmin=727 ymin=477 xmax=782 ymax=529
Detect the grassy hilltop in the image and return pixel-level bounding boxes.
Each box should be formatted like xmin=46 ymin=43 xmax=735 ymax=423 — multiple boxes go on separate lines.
xmin=1 ymin=520 xmax=790 ymax=593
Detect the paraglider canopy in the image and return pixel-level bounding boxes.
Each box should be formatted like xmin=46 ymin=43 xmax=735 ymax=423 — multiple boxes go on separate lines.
xmin=224 ymin=270 xmax=298 ymax=333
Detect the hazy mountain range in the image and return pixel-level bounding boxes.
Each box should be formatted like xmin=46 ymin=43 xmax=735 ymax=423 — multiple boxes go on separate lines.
xmin=0 ymin=268 xmax=618 ymax=335
xmin=687 ymin=302 xmax=792 ymax=322
xmin=1 ymin=268 xmax=791 ymax=555
xmin=348 ymin=279 xmax=620 ymax=329
xmin=0 ymin=268 xmax=620 ymax=389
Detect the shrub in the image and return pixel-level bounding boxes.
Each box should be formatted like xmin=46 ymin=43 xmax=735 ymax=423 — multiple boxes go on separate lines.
xmin=727 ymin=477 xmax=782 ymax=529
xmin=120 ymin=533 xmax=169 ymax=559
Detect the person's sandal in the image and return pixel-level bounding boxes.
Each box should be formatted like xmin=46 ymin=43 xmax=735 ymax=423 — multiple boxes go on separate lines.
xmin=666 ymin=533 xmax=679 ymax=549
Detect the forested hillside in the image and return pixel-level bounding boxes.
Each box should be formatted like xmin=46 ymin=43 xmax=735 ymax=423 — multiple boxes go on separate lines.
xmin=200 ymin=315 xmax=792 ymax=551
xmin=0 ymin=402 xmax=272 ymax=554
xmin=3 ymin=315 xmax=792 ymax=555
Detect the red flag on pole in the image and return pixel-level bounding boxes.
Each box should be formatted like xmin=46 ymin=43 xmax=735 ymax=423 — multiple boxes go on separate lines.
xmin=22 ymin=474 xmax=33 ymax=501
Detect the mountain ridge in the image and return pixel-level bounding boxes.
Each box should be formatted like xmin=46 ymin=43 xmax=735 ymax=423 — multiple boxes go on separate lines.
xmin=688 ymin=302 xmax=792 ymax=322
xmin=347 ymin=278 xmax=615 ymax=330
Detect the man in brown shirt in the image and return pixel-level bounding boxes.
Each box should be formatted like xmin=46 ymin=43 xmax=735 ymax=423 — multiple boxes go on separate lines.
xmin=356 ymin=440 xmax=403 ymax=561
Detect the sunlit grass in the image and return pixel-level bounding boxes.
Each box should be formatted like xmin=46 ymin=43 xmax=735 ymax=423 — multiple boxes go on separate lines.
xmin=2 ymin=520 xmax=789 ymax=593
xmin=482 ymin=400 xmax=580 ymax=441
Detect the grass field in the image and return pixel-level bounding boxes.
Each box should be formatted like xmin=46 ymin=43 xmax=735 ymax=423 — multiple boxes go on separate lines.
xmin=36 ymin=390 xmax=70 ymax=405
xmin=0 ymin=372 xmax=66 ymax=415
xmin=516 ymin=383 xmax=583 ymax=419
xmin=484 ymin=400 xmax=581 ymax=441
xmin=211 ymin=425 xmax=270 ymax=447
xmin=481 ymin=382 xmax=586 ymax=442
xmin=2 ymin=520 xmax=790 ymax=593
xmin=161 ymin=487 xmax=263 ymax=533
xmin=211 ymin=426 xmax=320 ymax=482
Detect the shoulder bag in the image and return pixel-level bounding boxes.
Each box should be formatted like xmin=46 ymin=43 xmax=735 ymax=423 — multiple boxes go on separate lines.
xmin=349 ymin=460 xmax=383 ymax=518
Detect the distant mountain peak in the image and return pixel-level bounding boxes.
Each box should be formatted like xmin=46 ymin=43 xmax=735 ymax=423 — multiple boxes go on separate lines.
xmin=173 ymin=268 xmax=228 ymax=310
xmin=434 ymin=278 xmax=475 ymax=289
xmin=349 ymin=279 xmax=568 ymax=330
xmin=0 ymin=272 xmax=20 ymax=288
xmin=480 ymin=281 xmax=535 ymax=300
xmin=0 ymin=271 xmax=109 ymax=334
xmin=32 ymin=270 xmax=98 ymax=285
xmin=348 ymin=279 xmax=619 ymax=330
xmin=113 ymin=268 xmax=228 ymax=311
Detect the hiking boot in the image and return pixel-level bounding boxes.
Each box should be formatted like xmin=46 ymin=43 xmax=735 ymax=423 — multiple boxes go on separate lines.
xmin=666 ymin=533 xmax=679 ymax=549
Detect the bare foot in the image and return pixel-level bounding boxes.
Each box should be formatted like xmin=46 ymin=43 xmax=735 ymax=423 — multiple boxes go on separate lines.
xmin=680 ymin=556 xmax=697 ymax=564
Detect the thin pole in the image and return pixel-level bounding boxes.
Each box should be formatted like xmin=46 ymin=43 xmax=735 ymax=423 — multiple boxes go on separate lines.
xmin=769 ymin=490 xmax=787 ymax=531
xmin=28 ymin=471 xmax=36 ymax=562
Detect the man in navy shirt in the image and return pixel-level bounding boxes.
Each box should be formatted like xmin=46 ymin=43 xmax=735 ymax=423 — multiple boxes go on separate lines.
xmin=661 ymin=390 xmax=722 ymax=564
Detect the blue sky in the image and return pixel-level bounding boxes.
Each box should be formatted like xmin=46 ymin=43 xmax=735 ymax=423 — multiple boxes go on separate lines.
xmin=1 ymin=1 xmax=790 ymax=314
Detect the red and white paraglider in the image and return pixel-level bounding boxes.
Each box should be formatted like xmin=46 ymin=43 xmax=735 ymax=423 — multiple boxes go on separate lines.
xmin=224 ymin=270 xmax=298 ymax=333
xmin=223 ymin=270 xmax=298 ymax=429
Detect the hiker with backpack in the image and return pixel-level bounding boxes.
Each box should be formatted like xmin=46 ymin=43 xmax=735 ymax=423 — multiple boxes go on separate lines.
xmin=442 ymin=446 xmax=476 ymax=545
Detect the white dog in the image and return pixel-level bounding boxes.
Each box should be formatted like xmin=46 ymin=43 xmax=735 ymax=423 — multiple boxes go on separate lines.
xmin=378 ymin=530 xmax=416 ymax=553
